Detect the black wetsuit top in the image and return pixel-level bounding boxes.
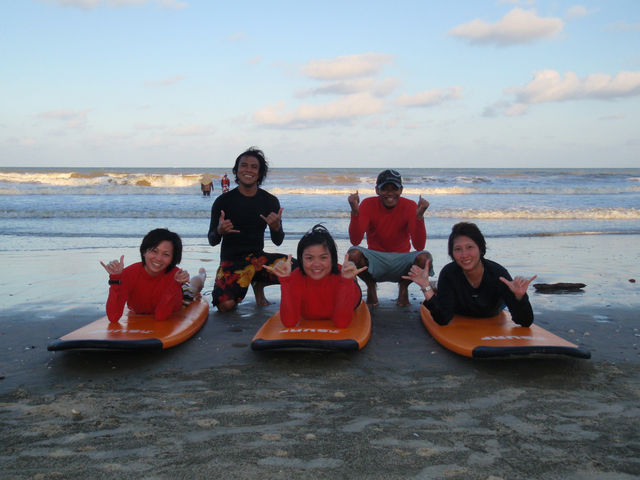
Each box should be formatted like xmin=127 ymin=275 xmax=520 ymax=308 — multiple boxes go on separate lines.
xmin=424 ymin=258 xmax=534 ymax=326
xmin=208 ymin=187 xmax=284 ymax=260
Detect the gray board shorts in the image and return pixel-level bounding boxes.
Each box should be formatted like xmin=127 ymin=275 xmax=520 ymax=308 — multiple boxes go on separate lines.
xmin=348 ymin=247 xmax=434 ymax=282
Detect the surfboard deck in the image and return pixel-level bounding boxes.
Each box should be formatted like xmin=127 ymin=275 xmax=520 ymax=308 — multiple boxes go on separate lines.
xmin=251 ymin=301 xmax=371 ymax=351
xmin=420 ymin=305 xmax=590 ymax=359
xmin=47 ymin=297 xmax=209 ymax=351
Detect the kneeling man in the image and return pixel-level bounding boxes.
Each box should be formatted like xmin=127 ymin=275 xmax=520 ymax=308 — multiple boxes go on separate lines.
xmin=347 ymin=169 xmax=433 ymax=306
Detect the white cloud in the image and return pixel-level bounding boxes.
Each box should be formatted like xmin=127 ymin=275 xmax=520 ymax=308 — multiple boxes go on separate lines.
xmin=301 ymin=53 xmax=393 ymax=80
xmin=565 ymin=5 xmax=592 ymax=20
xmin=508 ymin=69 xmax=640 ymax=103
xmin=503 ymin=103 xmax=529 ymax=116
xmin=144 ymin=75 xmax=184 ymax=87
xmin=254 ymin=93 xmax=384 ymax=128
xmin=395 ymin=86 xmax=463 ymax=107
xmin=448 ymin=8 xmax=564 ymax=46
xmin=296 ymin=78 xmax=398 ymax=98
xmin=485 ymin=69 xmax=640 ymax=116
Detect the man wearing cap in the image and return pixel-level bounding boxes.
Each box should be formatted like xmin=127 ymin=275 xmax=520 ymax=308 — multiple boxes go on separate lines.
xmin=347 ymin=169 xmax=432 ymax=306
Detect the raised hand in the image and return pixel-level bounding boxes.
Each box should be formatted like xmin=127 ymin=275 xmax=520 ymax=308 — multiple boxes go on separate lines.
xmin=263 ymin=254 xmax=292 ymax=278
xmin=401 ymin=261 xmax=431 ymax=289
xmin=500 ymin=275 xmax=537 ymax=301
xmin=174 ymin=269 xmax=190 ymax=284
xmin=100 ymin=255 xmax=125 ymax=276
xmin=416 ymin=195 xmax=430 ymax=218
xmin=260 ymin=207 xmax=283 ymax=231
xmin=348 ymin=191 xmax=360 ymax=214
xmin=341 ymin=254 xmax=367 ymax=280
xmin=217 ymin=210 xmax=240 ymax=235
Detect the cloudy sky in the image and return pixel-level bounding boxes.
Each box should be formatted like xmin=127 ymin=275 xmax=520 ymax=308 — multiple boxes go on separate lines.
xmin=2 ymin=0 xmax=639 ymax=168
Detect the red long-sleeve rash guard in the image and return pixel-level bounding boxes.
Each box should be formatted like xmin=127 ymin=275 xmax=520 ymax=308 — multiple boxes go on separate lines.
xmin=349 ymin=196 xmax=426 ymax=252
xmin=106 ymin=262 xmax=183 ymax=322
xmin=279 ymin=268 xmax=362 ymax=328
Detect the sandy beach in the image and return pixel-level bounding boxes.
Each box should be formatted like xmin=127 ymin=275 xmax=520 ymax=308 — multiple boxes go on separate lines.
xmin=1 ymin=235 xmax=639 ymax=479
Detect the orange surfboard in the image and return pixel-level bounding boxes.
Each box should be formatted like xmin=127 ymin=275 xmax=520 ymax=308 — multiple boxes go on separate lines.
xmin=251 ymin=301 xmax=371 ymax=351
xmin=421 ymin=305 xmax=590 ymax=359
xmin=47 ymin=297 xmax=209 ymax=351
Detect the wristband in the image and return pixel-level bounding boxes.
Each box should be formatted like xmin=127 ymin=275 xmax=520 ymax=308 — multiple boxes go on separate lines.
xmin=108 ymin=279 xmax=121 ymax=285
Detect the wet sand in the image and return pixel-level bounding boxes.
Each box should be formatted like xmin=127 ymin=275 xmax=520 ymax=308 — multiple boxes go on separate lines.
xmin=1 ymin=236 xmax=640 ymax=479
xmin=1 ymin=298 xmax=639 ymax=479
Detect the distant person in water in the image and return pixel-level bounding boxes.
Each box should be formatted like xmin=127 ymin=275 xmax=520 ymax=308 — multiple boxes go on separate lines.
xmin=403 ymin=222 xmax=536 ymax=326
xmin=221 ymin=173 xmax=230 ymax=193
xmin=100 ymin=228 xmax=206 ymax=322
xmin=207 ymin=147 xmax=291 ymax=312
xmin=200 ymin=174 xmax=213 ymax=196
xmin=264 ymin=224 xmax=365 ymax=328
xmin=347 ymin=169 xmax=433 ymax=307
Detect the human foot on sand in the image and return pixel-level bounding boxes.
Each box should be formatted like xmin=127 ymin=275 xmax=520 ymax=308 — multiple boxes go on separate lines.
xmin=396 ymin=282 xmax=410 ymax=306
xmin=252 ymin=282 xmax=273 ymax=306
xmin=365 ymin=289 xmax=379 ymax=306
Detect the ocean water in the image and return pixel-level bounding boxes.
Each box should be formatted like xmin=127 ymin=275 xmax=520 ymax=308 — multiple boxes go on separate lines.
xmin=1 ymin=167 xmax=639 ymax=253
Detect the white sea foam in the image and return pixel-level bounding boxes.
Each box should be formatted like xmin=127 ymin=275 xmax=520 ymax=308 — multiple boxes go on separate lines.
xmin=1 ymin=167 xmax=639 ymax=241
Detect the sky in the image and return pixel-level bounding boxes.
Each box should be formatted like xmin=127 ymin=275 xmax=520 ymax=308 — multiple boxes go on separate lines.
xmin=2 ymin=0 xmax=640 ymax=168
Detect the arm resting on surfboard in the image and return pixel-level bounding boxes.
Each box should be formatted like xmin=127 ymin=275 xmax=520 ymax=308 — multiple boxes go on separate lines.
xmin=278 ymin=274 xmax=303 ymax=327
xmin=106 ymin=274 xmax=128 ymax=322
xmin=501 ymin=289 xmax=534 ymax=327
xmin=331 ymin=277 xmax=363 ymax=328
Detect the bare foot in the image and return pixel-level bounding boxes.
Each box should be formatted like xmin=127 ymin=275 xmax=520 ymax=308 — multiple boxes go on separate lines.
xmin=253 ymin=283 xmax=273 ymax=306
xmin=396 ymin=296 xmax=410 ymax=307
xmin=396 ymin=283 xmax=410 ymax=306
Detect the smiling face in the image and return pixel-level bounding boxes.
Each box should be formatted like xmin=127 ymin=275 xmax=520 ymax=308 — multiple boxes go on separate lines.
xmin=301 ymin=244 xmax=332 ymax=281
xmin=143 ymin=240 xmax=174 ymax=276
xmin=376 ymin=183 xmax=402 ymax=209
xmin=451 ymin=235 xmax=482 ymax=273
xmin=236 ymin=155 xmax=261 ymax=189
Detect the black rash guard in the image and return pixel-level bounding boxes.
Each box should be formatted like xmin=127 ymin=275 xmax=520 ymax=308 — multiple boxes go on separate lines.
xmin=208 ymin=187 xmax=284 ymax=260
xmin=424 ymin=258 xmax=534 ymax=327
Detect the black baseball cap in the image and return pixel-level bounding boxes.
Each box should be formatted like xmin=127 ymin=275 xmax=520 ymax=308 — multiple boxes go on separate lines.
xmin=376 ymin=169 xmax=402 ymax=189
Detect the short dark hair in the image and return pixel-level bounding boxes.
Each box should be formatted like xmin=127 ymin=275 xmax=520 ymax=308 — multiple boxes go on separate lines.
xmin=447 ymin=222 xmax=486 ymax=259
xmin=232 ymin=147 xmax=269 ymax=186
xmin=140 ymin=228 xmax=182 ymax=273
xmin=297 ymin=224 xmax=339 ymax=276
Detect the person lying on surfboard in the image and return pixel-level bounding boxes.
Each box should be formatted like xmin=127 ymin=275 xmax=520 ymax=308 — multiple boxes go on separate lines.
xmin=100 ymin=228 xmax=206 ymax=322
xmin=346 ymin=169 xmax=433 ymax=307
xmin=403 ymin=222 xmax=536 ymax=327
xmin=264 ymin=224 xmax=366 ymax=328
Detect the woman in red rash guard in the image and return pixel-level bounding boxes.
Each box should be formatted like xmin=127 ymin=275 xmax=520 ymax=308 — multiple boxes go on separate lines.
xmin=265 ymin=224 xmax=365 ymax=328
xmin=100 ymin=228 xmax=191 ymax=322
